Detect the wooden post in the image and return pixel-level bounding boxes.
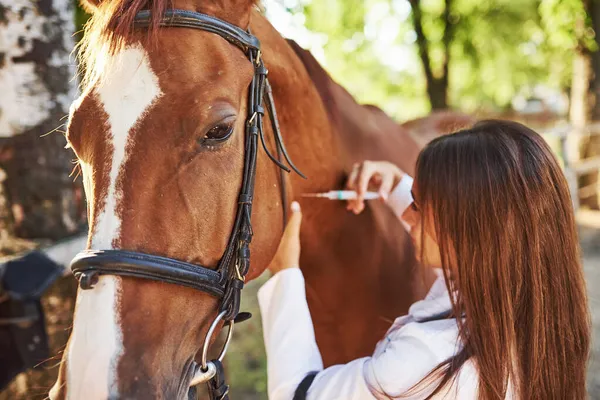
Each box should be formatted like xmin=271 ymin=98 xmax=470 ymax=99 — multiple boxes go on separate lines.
xmin=0 ymin=0 xmax=86 ymax=240
xmin=0 ymin=2 xmax=84 ymax=398
xmin=560 ymin=131 xmax=581 ymax=211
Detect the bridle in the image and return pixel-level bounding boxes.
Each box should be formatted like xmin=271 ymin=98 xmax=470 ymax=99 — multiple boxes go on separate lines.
xmin=69 ymin=9 xmax=304 ymax=400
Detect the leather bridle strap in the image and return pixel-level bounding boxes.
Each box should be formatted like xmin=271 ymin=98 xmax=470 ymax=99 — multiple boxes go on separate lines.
xmin=71 ymin=250 xmax=223 ymax=297
xmin=134 ymin=9 xmax=260 ymax=52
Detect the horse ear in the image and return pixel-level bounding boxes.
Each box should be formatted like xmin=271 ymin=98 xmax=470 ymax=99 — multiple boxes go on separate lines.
xmin=79 ymin=0 xmax=102 ymax=13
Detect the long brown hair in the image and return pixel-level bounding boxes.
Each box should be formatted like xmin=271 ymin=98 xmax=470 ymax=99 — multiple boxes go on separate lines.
xmin=410 ymin=120 xmax=590 ymax=399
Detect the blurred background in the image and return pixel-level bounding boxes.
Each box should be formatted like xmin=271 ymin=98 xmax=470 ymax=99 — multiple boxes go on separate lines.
xmin=0 ymin=0 xmax=598 ymax=398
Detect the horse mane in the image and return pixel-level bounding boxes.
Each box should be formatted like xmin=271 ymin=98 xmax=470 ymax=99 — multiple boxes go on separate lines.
xmin=77 ymin=0 xmax=257 ymax=88
xmin=285 ymin=39 xmax=348 ymax=128
xmin=285 ymin=39 xmax=396 ymax=135
xmin=285 ymin=38 xmax=422 ymax=175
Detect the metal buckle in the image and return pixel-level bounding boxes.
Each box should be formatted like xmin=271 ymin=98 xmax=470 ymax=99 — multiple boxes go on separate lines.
xmin=248 ymin=111 xmax=258 ymax=126
xmin=255 ymin=50 xmax=262 ymax=66
xmin=190 ymin=360 xmax=217 ymax=385
xmin=234 ymin=263 xmax=244 ymax=282
xmin=189 ymin=310 xmax=234 ymax=386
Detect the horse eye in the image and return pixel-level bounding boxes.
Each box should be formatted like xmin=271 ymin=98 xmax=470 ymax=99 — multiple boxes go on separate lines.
xmin=204 ymin=123 xmax=234 ymax=142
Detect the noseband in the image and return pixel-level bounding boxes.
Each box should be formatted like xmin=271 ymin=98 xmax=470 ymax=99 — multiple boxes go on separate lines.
xmin=70 ymin=9 xmax=304 ymax=400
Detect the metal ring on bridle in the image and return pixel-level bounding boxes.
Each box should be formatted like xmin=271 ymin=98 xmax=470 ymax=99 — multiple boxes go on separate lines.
xmin=201 ymin=310 xmax=234 ymax=370
xmin=190 ymin=360 xmax=217 ymax=386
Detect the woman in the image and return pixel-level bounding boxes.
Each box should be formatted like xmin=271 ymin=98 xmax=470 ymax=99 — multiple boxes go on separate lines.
xmin=258 ymin=120 xmax=590 ymax=399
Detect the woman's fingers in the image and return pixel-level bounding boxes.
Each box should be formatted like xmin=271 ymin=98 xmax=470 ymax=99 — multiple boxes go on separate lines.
xmin=287 ymin=201 xmax=302 ymax=240
xmin=268 ymin=202 xmax=303 ymax=274
xmin=280 ymin=201 xmax=302 ymax=253
xmin=346 ymin=163 xmax=361 ymax=212
xmin=345 ymin=161 xmax=404 ymax=214
xmin=346 ymin=163 xmax=360 ymax=189
xmin=355 ymin=162 xmax=376 ymax=214
xmin=282 ymin=202 xmax=302 ymax=268
xmin=378 ymin=173 xmax=394 ymax=202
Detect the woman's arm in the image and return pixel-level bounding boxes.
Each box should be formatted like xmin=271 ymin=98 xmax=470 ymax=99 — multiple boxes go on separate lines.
xmin=261 ymin=203 xmax=374 ymax=399
xmin=258 ymin=269 xmax=322 ymax=393
xmin=258 ymin=269 xmax=373 ymax=400
xmin=259 ymin=267 xmax=440 ymax=400
xmin=260 ymin=198 xmax=440 ymax=399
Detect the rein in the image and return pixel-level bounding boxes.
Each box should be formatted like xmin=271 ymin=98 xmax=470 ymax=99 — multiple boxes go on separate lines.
xmin=70 ymin=9 xmax=304 ymax=400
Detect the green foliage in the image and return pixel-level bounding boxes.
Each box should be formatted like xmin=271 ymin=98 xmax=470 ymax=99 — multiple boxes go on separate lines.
xmin=540 ymin=0 xmax=595 ymax=50
xmin=73 ymin=0 xmax=91 ymax=42
xmin=299 ymin=0 xmax=430 ymax=119
xmin=227 ymin=277 xmax=269 ymax=398
xmin=282 ymin=0 xmax=591 ymax=119
xmin=448 ymin=0 xmax=548 ymax=111
xmin=538 ymin=0 xmax=596 ymax=90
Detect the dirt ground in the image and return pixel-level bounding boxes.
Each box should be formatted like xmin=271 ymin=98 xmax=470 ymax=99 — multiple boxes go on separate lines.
xmin=1 ymin=221 xmax=599 ymax=399
xmin=580 ymin=221 xmax=600 ymax=398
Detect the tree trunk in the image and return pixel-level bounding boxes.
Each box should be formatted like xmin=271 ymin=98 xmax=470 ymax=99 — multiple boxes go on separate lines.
xmin=570 ymin=51 xmax=592 ymax=129
xmin=0 ymin=0 xmax=86 ymax=240
xmin=590 ymin=0 xmax=600 ymax=120
xmin=428 ymin=79 xmax=448 ymax=110
xmin=585 ymin=0 xmax=600 ymax=209
xmin=408 ymin=0 xmax=450 ymax=110
xmin=0 ymin=1 xmax=84 ymax=398
xmin=570 ymin=0 xmax=599 ymax=209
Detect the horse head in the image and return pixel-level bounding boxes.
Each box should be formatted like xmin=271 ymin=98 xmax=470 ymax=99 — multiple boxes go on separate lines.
xmin=51 ymin=1 xmax=292 ymax=398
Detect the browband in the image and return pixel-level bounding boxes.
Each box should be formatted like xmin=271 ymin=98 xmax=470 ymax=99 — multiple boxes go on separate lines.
xmin=134 ymin=9 xmax=260 ymax=52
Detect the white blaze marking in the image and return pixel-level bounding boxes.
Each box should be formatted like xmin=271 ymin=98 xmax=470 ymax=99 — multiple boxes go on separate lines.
xmin=67 ymin=276 xmax=123 ymax=399
xmin=67 ymin=45 xmax=162 ymax=399
xmin=93 ymin=45 xmax=162 ymax=249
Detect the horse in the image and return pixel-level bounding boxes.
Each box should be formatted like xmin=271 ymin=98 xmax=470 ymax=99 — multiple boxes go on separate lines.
xmin=50 ymin=0 xmax=471 ymax=398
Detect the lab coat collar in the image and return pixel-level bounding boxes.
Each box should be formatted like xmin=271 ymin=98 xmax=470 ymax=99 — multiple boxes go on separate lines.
xmin=408 ymin=269 xmax=454 ymax=322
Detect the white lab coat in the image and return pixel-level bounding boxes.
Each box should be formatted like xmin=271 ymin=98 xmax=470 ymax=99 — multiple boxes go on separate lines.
xmin=258 ymin=176 xmax=490 ymax=400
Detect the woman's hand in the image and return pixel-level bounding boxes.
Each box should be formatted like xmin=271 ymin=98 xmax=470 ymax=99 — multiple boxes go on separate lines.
xmin=267 ymin=201 xmax=303 ymax=275
xmin=346 ymin=161 xmax=405 ymax=214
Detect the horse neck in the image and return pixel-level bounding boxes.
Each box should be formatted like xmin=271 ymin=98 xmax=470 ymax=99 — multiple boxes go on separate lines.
xmin=252 ymin=21 xmax=347 ymax=194
xmin=254 ymin=13 xmax=420 ymax=192
xmin=253 ymin=12 xmax=429 ymax=366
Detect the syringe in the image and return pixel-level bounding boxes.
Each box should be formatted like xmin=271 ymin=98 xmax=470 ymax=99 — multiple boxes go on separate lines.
xmin=301 ymin=190 xmax=381 ymax=201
